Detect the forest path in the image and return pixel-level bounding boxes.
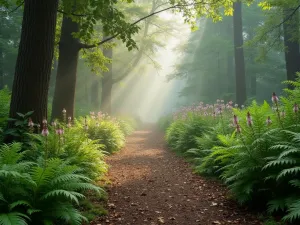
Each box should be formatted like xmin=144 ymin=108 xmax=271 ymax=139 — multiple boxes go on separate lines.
xmin=91 ymin=129 xmax=262 ymax=225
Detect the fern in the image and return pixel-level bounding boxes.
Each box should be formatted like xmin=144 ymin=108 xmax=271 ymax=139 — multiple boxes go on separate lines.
xmin=0 ymin=213 xmax=29 ymax=225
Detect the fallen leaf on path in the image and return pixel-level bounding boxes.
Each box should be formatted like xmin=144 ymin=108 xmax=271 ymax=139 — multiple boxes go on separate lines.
xmin=157 ymin=217 xmax=165 ymax=223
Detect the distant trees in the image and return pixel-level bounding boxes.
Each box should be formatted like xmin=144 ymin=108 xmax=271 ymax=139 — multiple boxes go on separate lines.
xmin=282 ymin=7 xmax=300 ymax=89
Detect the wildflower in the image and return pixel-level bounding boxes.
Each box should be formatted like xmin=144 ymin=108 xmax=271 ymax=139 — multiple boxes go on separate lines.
xmin=266 ymin=116 xmax=272 ymax=126
xmin=217 ymin=107 xmax=222 ymax=114
xmin=28 ymin=118 xmax=34 ymax=127
xmin=241 ymin=105 xmax=245 ymax=109
xmin=228 ymin=101 xmax=233 ymax=105
xmin=217 ymin=99 xmax=220 ymax=103
xmin=233 ymin=115 xmax=239 ymax=126
xmin=221 ymin=100 xmax=224 ymax=103
xmin=62 ymin=108 xmax=66 ymax=114
xmin=234 ymin=104 xmax=238 ymax=108
xmin=272 ymin=92 xmax=279 ymax=104
xmin=56 ymin=128 xmax=64 ymax=135
xmin=41 ymin=124 xmax=49 ymax=136
xmin=213 ymin=111 xmax=216 ymax=118
xmin=51 ymin=121 xmax=57 ymax=127
xmin=294 ymin=103 xmax=299 ymax=113
xmin=236 ymin=124 xmax=242 ymax=133
xmin=246 ymin=112 xmax=253 ymax=127
xmin=42 ymin=118 xmax=47 ymax=124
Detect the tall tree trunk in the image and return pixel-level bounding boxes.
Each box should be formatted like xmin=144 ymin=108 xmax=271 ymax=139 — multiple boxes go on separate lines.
xmin=90 ymin=75 xmax=100 ymax=111
xmin=101 ymin=46 xmax=113 ymax=114
xmin=233 ymin=1 xmax=247 ymax=105
xmin=51 ymin=15 xmax=80 ymax=120
xmin=9 ymin=0 xmax=59 ymax=123
xmin=283 ymin=8 xmax=300 ymax=89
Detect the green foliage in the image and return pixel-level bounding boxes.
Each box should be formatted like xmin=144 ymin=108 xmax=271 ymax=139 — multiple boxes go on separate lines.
xmin=0 ymin=87 xmax=10 ymax=133
xmin=117 ymin=117 xmax=137 ymax=136
xmin=162 ymin=76 xmax=300 ymax=223
xmin=78 ymin=116 xmax=126 ymax=153
xmin=166 ymin=113 xmax=210 ymax=153
xmin=44 ymin=126 xmax=108 ymax=180
xmin=0 ymin=143 xmax=102 ymax=225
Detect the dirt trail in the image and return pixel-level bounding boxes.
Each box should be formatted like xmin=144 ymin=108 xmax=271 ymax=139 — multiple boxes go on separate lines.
xmin=92 ymin=129 xmax=262 ymax=225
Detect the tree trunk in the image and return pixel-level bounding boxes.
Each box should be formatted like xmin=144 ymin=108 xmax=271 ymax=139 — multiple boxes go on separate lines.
xmin=90 ymin=75 xmax=100 ymax=111
xmin=101 ymin=46 xmax=113 ymax=114
xmin=9 ymin=0 xmax=59 ymax=123
xmin=283 ymin=8 xmax=300 ymax=89
xmin=51 ymin=15 xmax=80 ymax=120
xmin=233 ymin=1 xmax=247 ymax=105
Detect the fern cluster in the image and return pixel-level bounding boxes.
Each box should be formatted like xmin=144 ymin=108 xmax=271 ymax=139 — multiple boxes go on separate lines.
xmin=0 ymin=143 xmax=102 ymax=225
xmin=163 ymin=76 xmax=300 ymax=223
xmin=0 ymin=110 xmax=136 ymax=224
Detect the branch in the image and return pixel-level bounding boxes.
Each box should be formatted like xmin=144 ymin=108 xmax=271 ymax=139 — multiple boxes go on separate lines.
xmin=8 ymin=1 xmax=24 ymax=13
xmin=261 ymin=4 xmax=300 ymax=37
xmin=80 ymin=1 xmax=207 ymax=49
xmin=57 ymin=9 xmax=107 ymax=19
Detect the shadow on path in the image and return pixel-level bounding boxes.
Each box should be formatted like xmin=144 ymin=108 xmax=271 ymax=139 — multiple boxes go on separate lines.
xmin=91 ymin=129 xmax=262 ymax=225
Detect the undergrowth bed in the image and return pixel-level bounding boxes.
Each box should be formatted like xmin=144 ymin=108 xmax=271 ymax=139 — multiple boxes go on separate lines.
xmin=0 ymin=98 xmax=136 ymax=225
xmin=160 ymin=78 xmax=300 ymax=224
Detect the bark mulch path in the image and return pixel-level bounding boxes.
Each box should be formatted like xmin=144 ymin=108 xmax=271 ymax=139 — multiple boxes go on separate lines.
xmin=91 ymin=129 xmax=263 ymax=225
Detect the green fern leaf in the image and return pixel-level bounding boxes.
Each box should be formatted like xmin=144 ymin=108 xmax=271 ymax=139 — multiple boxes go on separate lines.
xmin=9 ymin=201 xmax=31 ymax=211
xmin=0 ymin=212 xmax=29 ymax=225
xmin=277 ymin=167 xmax=300 ymax=180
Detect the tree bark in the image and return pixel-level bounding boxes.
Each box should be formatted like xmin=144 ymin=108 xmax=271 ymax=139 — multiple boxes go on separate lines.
xmin=51 ymin=15 xmax=80 ymax=120
xmin=233 ymin=1 xmax=247 ymax=105
xmin=8 ymin=0 xmax=59 ymax=123
xmin=283 ymin=8 xmax=300 ymax=89
xmin=101 ymin=46 xmax=113 ymax=114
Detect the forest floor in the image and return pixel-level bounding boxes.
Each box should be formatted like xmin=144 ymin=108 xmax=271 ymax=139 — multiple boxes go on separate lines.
xmin=90 ymin=128 xmax=263 ymax=225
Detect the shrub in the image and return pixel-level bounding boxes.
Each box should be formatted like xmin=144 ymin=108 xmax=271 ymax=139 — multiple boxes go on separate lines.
xmin=78 ymin=116 xmax=125 ymax=154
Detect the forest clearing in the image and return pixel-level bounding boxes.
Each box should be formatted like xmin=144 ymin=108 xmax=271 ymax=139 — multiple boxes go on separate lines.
xmin=1 ymin=0 xmax=300 ymax=224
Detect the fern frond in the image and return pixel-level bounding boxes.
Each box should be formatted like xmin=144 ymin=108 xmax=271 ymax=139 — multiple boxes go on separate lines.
xmin=283 ymin=200 xmax=300 ymax=222
xmin=9 ymin=201 xmax=31 ymax=211
xmin=267 ymin=198 xmax=287 ymax=214
xmin=263 ymin=158 xmax=297 ymax=169
xmin=277 ymin=167 xmax=300 ymax=180
xmin=0 ymin=212 xmax=29 ymax=225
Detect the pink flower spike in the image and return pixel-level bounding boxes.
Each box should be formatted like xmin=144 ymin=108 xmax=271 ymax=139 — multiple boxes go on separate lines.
xmin=293 ymin=103 xmax=299 ymax=113
xmin=266 ymin=116 xmax=272 ymax=126
xmin=51 ymin=121 xmax=57 ymax=127
xmin=236 ymin=124 xmax=242 ymax=133
xmin=28 ymin=118 xmax=34 ymax=127
xmin=272 ymin=92 xmax=279 ymax=104
xmin=246 ymin=112 xmax=253 ymax=127
xmin=233 ymin=115 xmax=238 ymax=125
